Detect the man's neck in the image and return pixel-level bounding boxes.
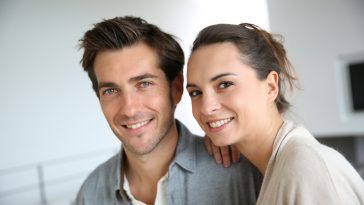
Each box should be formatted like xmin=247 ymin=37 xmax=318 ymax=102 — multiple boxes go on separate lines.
xmin=124 ymin=121 xmax=179 ymax=204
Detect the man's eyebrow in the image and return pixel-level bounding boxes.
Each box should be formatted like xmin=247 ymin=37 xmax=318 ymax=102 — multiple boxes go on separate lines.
xmin=98 ymin=82 xmax=117 ymax=90
xmin=97 ymin=73 xmax=159 ymax=90
xmin=129 ymin=73 xmax=158 ymax=82
xmin=186 ymin=72 xmax=236 ymax=89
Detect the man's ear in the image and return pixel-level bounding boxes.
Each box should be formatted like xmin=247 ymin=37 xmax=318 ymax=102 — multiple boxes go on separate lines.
xmin=172 ymin=73 xmax=184 ymax=104
xmin=266 ymin=71 xmax=279 ymax=102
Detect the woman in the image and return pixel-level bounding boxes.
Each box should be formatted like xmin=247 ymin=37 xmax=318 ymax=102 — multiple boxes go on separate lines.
xmin=186 ymin=23 xmax=364 ymax=204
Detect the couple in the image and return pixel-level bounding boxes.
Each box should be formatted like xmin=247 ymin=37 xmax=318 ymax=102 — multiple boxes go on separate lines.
xmin=75 ymin=16 xmax=364 ymax=205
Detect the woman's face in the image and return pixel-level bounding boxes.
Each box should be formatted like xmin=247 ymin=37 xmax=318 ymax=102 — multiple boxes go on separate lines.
xmin=187 ymin=42 xmax=277 ymax=146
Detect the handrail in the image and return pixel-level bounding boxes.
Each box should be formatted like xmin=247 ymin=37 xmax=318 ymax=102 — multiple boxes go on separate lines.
xmin=0 ymin=146 xmax=118 ymax=175
xmin=0 ymin=146 xmax=119 ymax=204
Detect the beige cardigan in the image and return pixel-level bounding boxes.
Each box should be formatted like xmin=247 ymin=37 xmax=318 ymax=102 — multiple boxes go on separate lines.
xmin=257 ymin=120 xmax=364 ymax=205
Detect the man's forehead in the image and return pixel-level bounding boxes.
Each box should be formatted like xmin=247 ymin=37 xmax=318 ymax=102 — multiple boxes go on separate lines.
xmin=94 ymin=45 xmax=163 ymax=81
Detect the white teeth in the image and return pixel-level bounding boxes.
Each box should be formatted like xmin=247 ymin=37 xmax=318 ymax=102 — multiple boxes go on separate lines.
xmin=208 ymin=118 xmax=232 ymax=128
xmin=126 ymin=120 xmax=149 ymax=129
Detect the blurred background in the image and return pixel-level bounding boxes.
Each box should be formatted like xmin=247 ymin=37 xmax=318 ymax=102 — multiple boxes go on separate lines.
xmin=0 ymin=0 xmax=363 ymax=204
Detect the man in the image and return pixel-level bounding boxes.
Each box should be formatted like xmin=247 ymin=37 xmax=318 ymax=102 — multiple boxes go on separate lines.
xmin=75 ymin=16 xmax=261 ymax=205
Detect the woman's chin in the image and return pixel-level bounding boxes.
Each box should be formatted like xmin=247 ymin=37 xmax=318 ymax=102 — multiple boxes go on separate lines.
xmin=210 ymin=136 xmax=234 ymax=147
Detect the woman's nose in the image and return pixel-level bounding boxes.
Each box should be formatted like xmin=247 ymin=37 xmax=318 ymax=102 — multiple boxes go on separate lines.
xmin=200 ymin=93 xmax=221 ymax=116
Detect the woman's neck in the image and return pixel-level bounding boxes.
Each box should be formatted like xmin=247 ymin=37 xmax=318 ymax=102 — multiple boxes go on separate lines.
xmin=236 ymin=114 xmax=283 ymax=175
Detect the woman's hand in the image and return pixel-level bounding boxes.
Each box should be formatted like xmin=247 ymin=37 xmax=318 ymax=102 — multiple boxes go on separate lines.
xmin=203 ymin=135 xmax=240 ymax=167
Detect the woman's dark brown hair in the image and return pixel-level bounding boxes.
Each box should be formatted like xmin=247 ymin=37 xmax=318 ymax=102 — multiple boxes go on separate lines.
xmin=191 ymin=23 xmax=299 ymax=113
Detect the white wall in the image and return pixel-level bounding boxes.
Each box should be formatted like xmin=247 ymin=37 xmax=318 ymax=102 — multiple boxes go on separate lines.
xmin=0 ymin=0 xmax=268 ymax=169
xmin=1 ymin=0 xmax=363 ymax=203
xmin=267 ymin=0 xmax=364 ymax=136
xmin=0 ymin=1 xmax=268 ymax=203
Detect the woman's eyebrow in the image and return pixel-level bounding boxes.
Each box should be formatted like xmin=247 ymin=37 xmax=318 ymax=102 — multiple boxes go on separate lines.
xmin=186 ymin=73 xmax=237 ymax=89
xmin=186 ymin=83 xmax=197 ymax=89
xmin=210 ymin=73 xmax=236 ymax=82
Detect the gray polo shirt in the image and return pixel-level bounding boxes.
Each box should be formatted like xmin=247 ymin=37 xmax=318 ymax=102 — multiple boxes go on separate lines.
xmin=75 ymin=120 xmax=262 ymax=205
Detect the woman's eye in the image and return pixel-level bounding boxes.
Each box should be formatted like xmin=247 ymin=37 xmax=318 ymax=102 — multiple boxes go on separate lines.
xmin=218 ymin=81 xmax=234 ymax=89
xmin=188 ymin=90 xmax=201 ymax=97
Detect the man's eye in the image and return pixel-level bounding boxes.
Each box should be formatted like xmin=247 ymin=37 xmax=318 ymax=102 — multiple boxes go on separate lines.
xmin=188 ymin=90 xmax=202 ymax=97
xmin=102 ymin=88 xmax=117 ymax=96
xmin=138 ymin=81 xmax=151 ymax=88
xmin=218 ymin=81 xmax=234 ymax=89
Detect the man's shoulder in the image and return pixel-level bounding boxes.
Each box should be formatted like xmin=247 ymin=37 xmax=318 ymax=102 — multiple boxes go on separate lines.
xmin=182 ymin=134 xmax=261 ymax=182
xmin=76 ymin=152 xmax=120 ymax=199
xmin=176 ymin=120 xmax=259 ymax=174
xmin=173 ymin=124 xmax=262 ymax=204
xmin=86 ymin=152 xmax=119 ymax=180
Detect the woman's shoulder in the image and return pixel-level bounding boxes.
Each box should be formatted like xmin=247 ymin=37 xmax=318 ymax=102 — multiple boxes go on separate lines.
xmin=264 ymin=120 xmax=364 ymax=204
xmin=278 ymin=121 xmax=351 ymax=172
xmin=272 ymin=120 xmax=318 ymax=162
xmin=277 ymin=122 xmax=345 ymax=173
xmin=277 ymin=124 xmax=364 ymax=189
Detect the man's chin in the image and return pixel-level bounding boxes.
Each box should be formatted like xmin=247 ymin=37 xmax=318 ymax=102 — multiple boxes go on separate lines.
xmin=123 ymin=143 xmax=158 ymax=156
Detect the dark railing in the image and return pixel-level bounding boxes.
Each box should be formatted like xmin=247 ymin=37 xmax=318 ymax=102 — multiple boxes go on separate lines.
xmin=0 ymin=147 xmax=118 ymax=205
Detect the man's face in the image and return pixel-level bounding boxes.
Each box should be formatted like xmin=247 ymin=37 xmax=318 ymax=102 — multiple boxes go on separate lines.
xmin=94 ymin=42 xmax=183 ymax=156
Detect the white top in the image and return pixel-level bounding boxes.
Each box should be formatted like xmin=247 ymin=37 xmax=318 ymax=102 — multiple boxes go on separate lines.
xmin=257 ymin=120 xmax=364 ymax=205
xmin=123 ymin=172 xmax=169 ymax=205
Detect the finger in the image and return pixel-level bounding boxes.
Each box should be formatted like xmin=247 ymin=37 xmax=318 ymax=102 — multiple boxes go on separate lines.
xmin=211 ymin=143 xmax=222 ymax=164
xmin=220 ymin=146 xmax=231 ymax=167
xmin=230 ymin=145 xmax=240 ymax=163
xmin=203 ymin=135 xmax=213 ymax=155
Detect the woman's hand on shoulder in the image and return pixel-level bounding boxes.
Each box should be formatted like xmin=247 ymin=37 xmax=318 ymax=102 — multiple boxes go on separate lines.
xmin=203 ymin=135 xmax=240 ymax=167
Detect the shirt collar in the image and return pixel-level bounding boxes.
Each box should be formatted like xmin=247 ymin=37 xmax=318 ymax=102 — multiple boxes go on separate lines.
xmin=114 ymin=149 xmax=122 ymax=192
xmin=173 ymin=119 xmax=197 ymax=173
xmin=114 ymin=147 xmax=130 ymax=201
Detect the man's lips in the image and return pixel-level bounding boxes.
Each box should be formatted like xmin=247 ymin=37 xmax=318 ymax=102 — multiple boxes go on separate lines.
xmin=123 ymin=119 xmax=151 ymax=129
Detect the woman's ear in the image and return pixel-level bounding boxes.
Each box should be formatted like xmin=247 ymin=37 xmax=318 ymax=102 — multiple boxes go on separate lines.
xmin=172 ymin=73 xmax=184 ymax=104
xmin=266 ymin=71 xmax=279 ymax=101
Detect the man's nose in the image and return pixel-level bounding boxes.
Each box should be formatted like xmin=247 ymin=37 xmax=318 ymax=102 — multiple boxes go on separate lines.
xmin=118 ymin=92 xmax=141 ymax=118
